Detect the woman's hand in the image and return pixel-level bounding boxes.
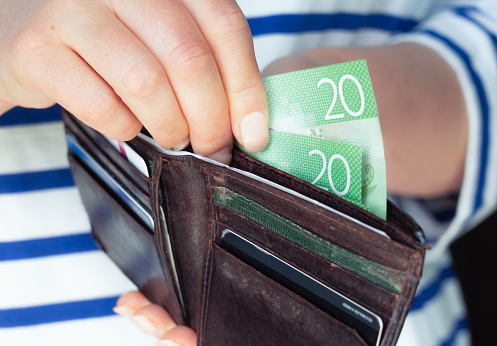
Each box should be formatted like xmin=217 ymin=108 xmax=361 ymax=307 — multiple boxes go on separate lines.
xmin=0 ymin=0 xmax=270 ymax=163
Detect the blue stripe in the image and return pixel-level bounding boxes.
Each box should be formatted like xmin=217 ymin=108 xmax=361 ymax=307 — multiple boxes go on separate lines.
xmin=0 ymin=233 xmax=98 ymax=261
xmin=440 ymin=317 xmax=468 ymax=346
xmin=420 ymin=29 xmax=489 ymax=216
xmin=0 ymin=105 xmax=62 ymax=127
xmin=0 ymin=168 xmax=74 ymax=194
xmin=0 ymin=296 xmax=118 ymax=327
xmin=411 ymin=266 xmax=454 ymax=311
xmin=415 ymin=197 xmax=457 ymax=223
xmin=452 ymin=7 xmax=497 ymax=216
xmin=431 ymin=208 xmax=456 ymax=223
xmin=247 ymin=13 xmax=418 ymax=36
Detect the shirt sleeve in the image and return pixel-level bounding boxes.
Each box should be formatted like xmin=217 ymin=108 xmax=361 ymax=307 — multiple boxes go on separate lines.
xmin=390 ymin=2 xmax=497 ymax=253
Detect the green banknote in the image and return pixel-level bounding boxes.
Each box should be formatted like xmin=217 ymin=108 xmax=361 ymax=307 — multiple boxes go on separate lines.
xmin=239 ymin=60 xmax=387 ymax=219
xmin=241 ymin=131 xmax=363 ymax=206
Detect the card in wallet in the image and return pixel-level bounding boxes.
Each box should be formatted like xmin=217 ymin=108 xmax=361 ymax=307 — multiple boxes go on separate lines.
xmin=62 ymin=109 xmax=426 ymax=346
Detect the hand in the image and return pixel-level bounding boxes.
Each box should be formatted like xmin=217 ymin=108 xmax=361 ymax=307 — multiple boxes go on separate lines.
xmin=0 ymin=0 xmax=270 ymax=163
xmin=114 ymin=291 xmax=197 ymax=346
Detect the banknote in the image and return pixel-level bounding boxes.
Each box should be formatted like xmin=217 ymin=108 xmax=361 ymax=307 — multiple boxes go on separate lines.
xmin=240 ymin=131 xmax=364 ymax=207
xmin=240 ymin=60 xmax=386 ymax=219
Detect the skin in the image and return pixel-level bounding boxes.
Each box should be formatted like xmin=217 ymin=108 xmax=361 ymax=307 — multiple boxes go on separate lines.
xmin=0 ymin=1 xmax=468 ymax=344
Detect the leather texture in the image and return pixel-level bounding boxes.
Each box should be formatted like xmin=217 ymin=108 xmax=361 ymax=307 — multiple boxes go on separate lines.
xmin=63 ymin=109 xmax=426 ymax=346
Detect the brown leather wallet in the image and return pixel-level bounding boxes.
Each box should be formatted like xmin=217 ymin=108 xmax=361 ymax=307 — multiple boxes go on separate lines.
xmin=63 ymin=109 xmax=426 ymax=345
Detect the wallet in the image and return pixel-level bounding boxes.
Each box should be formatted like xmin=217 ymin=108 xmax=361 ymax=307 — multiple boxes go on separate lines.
xmin=62 ymin=109 xmax=426 ymax=346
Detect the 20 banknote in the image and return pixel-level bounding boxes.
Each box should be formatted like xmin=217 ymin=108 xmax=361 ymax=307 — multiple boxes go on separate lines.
xmin=238 ymin=60 xmax=387 ymax=220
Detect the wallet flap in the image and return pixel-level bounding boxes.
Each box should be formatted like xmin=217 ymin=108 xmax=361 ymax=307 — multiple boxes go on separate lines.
xmin=68 ymin=154 xmax=184 ymax=323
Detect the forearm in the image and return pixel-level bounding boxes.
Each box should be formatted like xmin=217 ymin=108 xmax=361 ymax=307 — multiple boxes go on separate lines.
xmin=367 ymin=44 xmax=467 ymax=197
xmin=267 ymin=43 xmax=468 ymax=198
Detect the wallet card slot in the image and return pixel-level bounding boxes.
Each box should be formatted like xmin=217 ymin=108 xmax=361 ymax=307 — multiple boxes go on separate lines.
xmin=69 ymin=155 xmax=184 ymax=321
xmin=213 ymin=186 xmax=405 ymax=294
xmin=201 ymin=244 xmax=369 ymax=346
xmin=63 ymin=109 xmax=150 ymax=196
xmin=214 ymin=211 xmax=396 ymax=319
xmin=216 ymin=174 xmax=414 ymax=271
xmin=67 ymin=135 xmax=154 ymax=232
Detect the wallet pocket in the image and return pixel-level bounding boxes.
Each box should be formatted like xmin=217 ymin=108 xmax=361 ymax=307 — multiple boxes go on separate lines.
xmin=217 ymin=175 xmax=414 ymax=272
xmin=212 ymin=186 xmax=406 ymax=295
xmin=201 ymin=244 xmax=368 ymax=346
xmin=215 ymin=211 xmax=396 ymax=319
xmin=68 ymin=154 xmax=181 ymax=316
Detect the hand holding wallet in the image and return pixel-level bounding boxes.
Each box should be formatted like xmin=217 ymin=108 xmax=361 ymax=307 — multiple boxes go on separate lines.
xmin=63 ymin=107 xmax=425 ymax=345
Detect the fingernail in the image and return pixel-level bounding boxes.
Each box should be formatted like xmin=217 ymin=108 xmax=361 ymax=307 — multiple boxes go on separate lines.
xmin=157 ymin=340 xmax=182 ymax=346
xmin=170 ymin=137 xmax=190 ymax=151
xmin=131 ymin=315 xmax=164 ymax=337
xmin=113 ymin=305 xmax=135 ymax=317
xmin=240 ymin=111 xmax=269 ymax=152
xmin=208 ymin=146 xmax=232 ymax=164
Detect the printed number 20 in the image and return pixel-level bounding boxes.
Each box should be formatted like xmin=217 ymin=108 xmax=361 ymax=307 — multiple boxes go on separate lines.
xmin=309 ymin=150 xmax=350 ymax=196
xmin=317 ymin=75 xmax=365 ymax=120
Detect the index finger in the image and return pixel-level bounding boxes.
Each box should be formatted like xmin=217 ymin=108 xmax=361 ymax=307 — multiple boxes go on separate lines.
xmin=183 ymin=0 xmax=269 ymax=153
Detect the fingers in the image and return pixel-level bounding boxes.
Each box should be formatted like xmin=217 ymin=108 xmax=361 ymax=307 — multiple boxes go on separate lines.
xmin=158 ymin=326 xmax=197 ymax=346
xmin=4 ymin=0 xmax=269 ymax=163
xmin=182 ymin=0 xmax=269 ymax=153
xmin=26 ymin=45 xmax=142 ymax=140
xmin=3 ymin=1 xmax=142 ymax=140
xmin=114 ymin=290 xmax=151 ymax=316
xmin=114 ymin=291 xmax=197 ymax=346
xmin=109 ymin=0 xmax=232 ymax=160
xmin=131 ymin=304 xmax=177 ymax=338
xmin=58 ymin=3 xmax=189 ymax=149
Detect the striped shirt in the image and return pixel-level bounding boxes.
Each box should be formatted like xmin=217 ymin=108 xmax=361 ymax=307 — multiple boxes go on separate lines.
xmin=2 ymin=1 xmax=497 ymax=345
